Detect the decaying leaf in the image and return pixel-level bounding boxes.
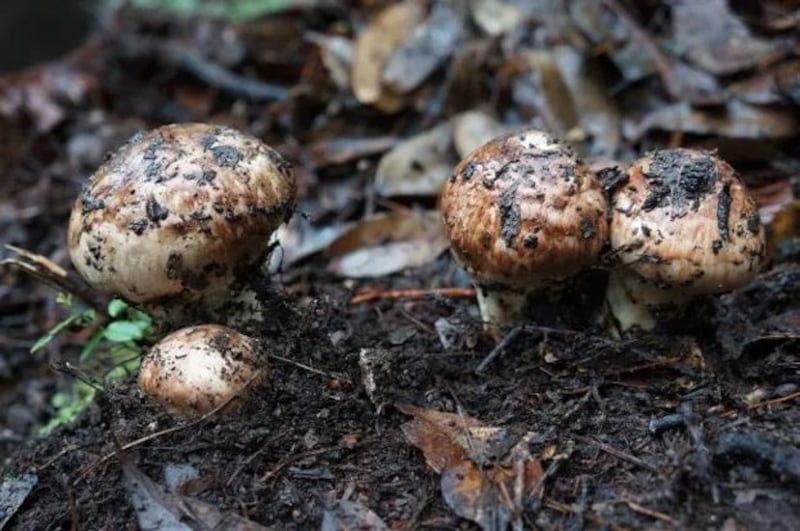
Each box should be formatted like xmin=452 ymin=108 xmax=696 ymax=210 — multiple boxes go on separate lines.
xmin=469 ymin=0 xmax=523 ymax=36
xmin=374 ymin=121 xmax=455 ymax=197
xmin=326 ymin=210 xmax=449 ymax=278
xmin=398 ymin=404 xmax=544 ymax=531
xmin=0 ymin=473 xmax=37 ymax=529
xmin=727 ymin=60 xmax=800 ymax=105
xmin=382 ymin=1 xmax=464 ymax=94
xmin=306 ymin=135 xmax=398 ymax=168
xmin=552 ymin=46 xmax=621 ymax=156
xmin=268 ymin=214 xmax=354 ymax=273
xmin=569 ymin=0 xmax=655 ymax=82
xmin=451 ymin=110 xmax=509 ymax=159
xmin=321 ymin=499 xmax=388 ymax=531
xmin=351 ymin=1 xmax=424 ymax=111
xmin=305 ymin=31 xmax=354 ymax=90
xmin=512 ymin=50 xmax=579 ymax=136
xmin=672 ymin=0 xmax=782 ymax=75
xmin=623 ymin=101 xmax=799 ymax=140
xmin=123 ymin=458 xmax=268 ymax=531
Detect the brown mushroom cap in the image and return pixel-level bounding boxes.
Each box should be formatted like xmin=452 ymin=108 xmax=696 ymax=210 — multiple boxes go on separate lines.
xmin=68 ymin=123 xmax=296 ymax=308
xmin=611 ymin=149 xmax=765 ymax=294
xmin=440 ymin=129 xmax=608 ymax=289
xmin=138 ymin=324 xmax=266 ymax=416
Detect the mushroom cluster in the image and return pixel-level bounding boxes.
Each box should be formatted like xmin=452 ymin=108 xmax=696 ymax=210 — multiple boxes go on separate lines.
xmin=439 ymin=129 xmax=608 ymax=339
xmin=605 ymin=149 xmax=766 ymax=332
xmin=68 ymin=122 xmax=297 ymax=327
xmin=439 ymin=131 xmax=766 ymax=340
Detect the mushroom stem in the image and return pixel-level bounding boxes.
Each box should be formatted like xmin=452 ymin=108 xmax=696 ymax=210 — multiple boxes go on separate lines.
xmin=475 ymin=285 xmax=529 ymax=340
xmin=605 ymin=270 xmax=692 ymax=334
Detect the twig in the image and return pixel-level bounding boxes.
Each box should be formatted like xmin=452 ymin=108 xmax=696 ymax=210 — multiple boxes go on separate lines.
xmin=260 ymin=438 xmax=372 ymax=483
xmin=73 ymin=369 xmax=265 ymax=485
xmin=748 ymin=390 xmax=800 ymax=410
xmin=350 ymin=287 xmax=476 ymax=305
xmin=603 ymin=356 xmax=683 ymax=376
xmin=269 ymin=353 xmax=352 ymax=385
xmin=2 ymin=244 xmax=108 ymax=314
xmin=544 ymin=499 xmax=628 ymax=531
xmin=475 ymin=326 xmax=523 ymax=374
xmin=624 ymin=499 xmax=677 ymax=525
xmin=575 ymin=435 xmax=662 ymax=476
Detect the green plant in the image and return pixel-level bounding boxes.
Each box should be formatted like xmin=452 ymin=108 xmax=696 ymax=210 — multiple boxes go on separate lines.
xmin=107 ymin=0 xmax=310 ymax=22
xmin=33 ymin=295 xmax=154 ymax=435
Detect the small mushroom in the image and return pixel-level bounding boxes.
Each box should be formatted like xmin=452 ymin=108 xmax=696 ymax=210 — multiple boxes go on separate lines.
xmin=138 ymin=324 xmax=267 ymax=416
xmin=439 ymin=129 xmax=608 ymax=339
xmin=67 ymin=123 xmax=297 ymax=326
xmin=606 ymin=148 xmax=766 ymax=332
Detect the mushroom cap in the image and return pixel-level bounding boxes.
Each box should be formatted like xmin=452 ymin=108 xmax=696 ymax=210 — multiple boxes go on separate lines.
xmin=138 ymin=324 xmax=266 ymax=416
xmin=610 ymin=148 xmax=765 ymax=294
xmin=439 ymin=129 xmax=608 ymax=288
xmin=68 ymin=123 xmax=296 ymax=307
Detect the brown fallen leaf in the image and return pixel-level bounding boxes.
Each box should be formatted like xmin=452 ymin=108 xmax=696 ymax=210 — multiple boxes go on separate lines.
xmin=398 ymin=403 xmax=544 ymax=531
xmin=374 ymin=121 xmax=455 ymax=197
xmin=727 ymin=60 xmax=800 ymax=105
xmin=306 ymin=135 xmax=398 ymax=168
xmin=351 ymin=1 xmax=423 ymax=111
xmin=451 ymin=110 xmax=510 ymax=159
xmin=326 ymin=210 xmax=449 ymax=278
xmin=321 ymin=499 xmax=388 ymax=531
xmin=512 ymin=50 xmax=579 ymax=137
xmin=672 ymin=0 xmax=783 ymax=75
xmin=623 ymin=101 xmax=799 ymax=140
xmin=382 ymin=1 xmax=464 ymax=94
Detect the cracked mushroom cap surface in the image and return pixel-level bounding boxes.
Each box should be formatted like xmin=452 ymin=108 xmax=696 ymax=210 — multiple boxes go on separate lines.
xmin=138 ymin=324 xmax=266 ymax=416
xmin=611 ymin=149 xmax=765 ymax=293
xmin=68 ymin=123 xmax=296 ymax=307
xmin=439 ymin=129 xmax=608 ymax=288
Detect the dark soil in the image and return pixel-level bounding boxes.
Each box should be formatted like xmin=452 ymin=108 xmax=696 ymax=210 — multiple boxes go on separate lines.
xmin=2 ymin=2 xmax=799 ymax=530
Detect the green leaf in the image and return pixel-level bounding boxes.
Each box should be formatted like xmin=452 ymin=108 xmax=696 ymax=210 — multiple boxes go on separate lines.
xmin=30 ymin=310 xmax=94 ymax=354
xmin=107 ymin=299 xmax=129 ymax=318
xmin=103 ymin=321 xmax=149 ymax=343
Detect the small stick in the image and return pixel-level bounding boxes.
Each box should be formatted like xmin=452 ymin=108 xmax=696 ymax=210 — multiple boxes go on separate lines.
xmin=2 ymin=245 xmax=108 ymax=314
xmin=269 ymin=353 xmax=352 ymax=385
xmin=625 ymin=499 xmax=677 ymax=525
xmin=575 ymin=435 xmax=662 ymax=476
xmin=350 ymin=287 xmax=476 ymax=305
xmin=73 ymin=370 xmax=265 ymax=485
xmin=475 ymin=326 xmax=523 ymax=374
xmin=748 ymin=390 xmax=800 ymax=410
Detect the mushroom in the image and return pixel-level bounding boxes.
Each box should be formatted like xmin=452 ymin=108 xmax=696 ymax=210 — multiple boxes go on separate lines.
xmin=606 ymin=148 xmax=766 ymax=333
xmin=138 ymin=324 xmax=267 ymax=416
xmin=67 ymin=123 xmax=297 ymax=326
xmin=439 ymin=129 xmax=609 ymax=339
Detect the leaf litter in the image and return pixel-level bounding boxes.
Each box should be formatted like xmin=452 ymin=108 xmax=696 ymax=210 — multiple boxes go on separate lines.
xmin=0 ymin=0 xmax=798 ymax=529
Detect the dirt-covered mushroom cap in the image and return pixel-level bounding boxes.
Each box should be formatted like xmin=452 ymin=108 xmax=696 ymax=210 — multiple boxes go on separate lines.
xmin=440 ymin=129 xmax=608 ymax=336
xmin=607 ymin=148 xmax=766 ymax=331
xmin=68 ymin=123 xmax=296 ymax=310
xmin=138 ymin=324 xmax=266 ymax=416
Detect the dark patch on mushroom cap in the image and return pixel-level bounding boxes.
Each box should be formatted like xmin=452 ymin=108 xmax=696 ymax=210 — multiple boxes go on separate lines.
xmin=717 ymin=183 xmax=732 ymax=242
xmin=641 ymin=150 xmax=717 ymax=214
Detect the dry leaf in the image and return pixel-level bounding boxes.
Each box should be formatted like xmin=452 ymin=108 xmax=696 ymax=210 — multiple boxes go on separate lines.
xmin=374 ymin=121 xmax=455 ymax=197
xmin=351 ymin=1 xmax=423 ymax=110
xmin=512 ymin=50 xmax=579 ymax=136
xmin=306 ymin=135 xmax=398 ymax=168
xmin=469 ymin=0 xmax=523 ymax=36
xmin=552 ymin=46 xmax=621 ymax=156
xmin=672 ymin=0 xmax=782 ymax=75
xmin=326 ymin=210 xmax=449 ymax=278
xmin=321 ymin=499 xmax=388 ymax=531
xmin=382 ymin=1 xmax=464 ymax=94
xmin=451 ymin=110 xmax=510 ymax=159
xmin=623 ymin=101 xmax=799 ymax=140
xmin=398 ymin=404 xmax=544 ymax=531
xmin=305 ymin=31 xmax=354 ymax=90
xmin=268 ymin=215 xmax=354 ymax=273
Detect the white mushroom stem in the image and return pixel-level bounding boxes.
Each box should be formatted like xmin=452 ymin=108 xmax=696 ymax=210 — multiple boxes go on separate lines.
xmin=475 ymin=285 xmax=530 ymax=340
xmin=605 ymin=270 xmax=693 ymax=334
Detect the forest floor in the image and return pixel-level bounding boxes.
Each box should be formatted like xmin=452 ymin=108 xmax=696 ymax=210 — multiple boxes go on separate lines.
xmin=1 ymin=1 xmax=799 ymax=529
